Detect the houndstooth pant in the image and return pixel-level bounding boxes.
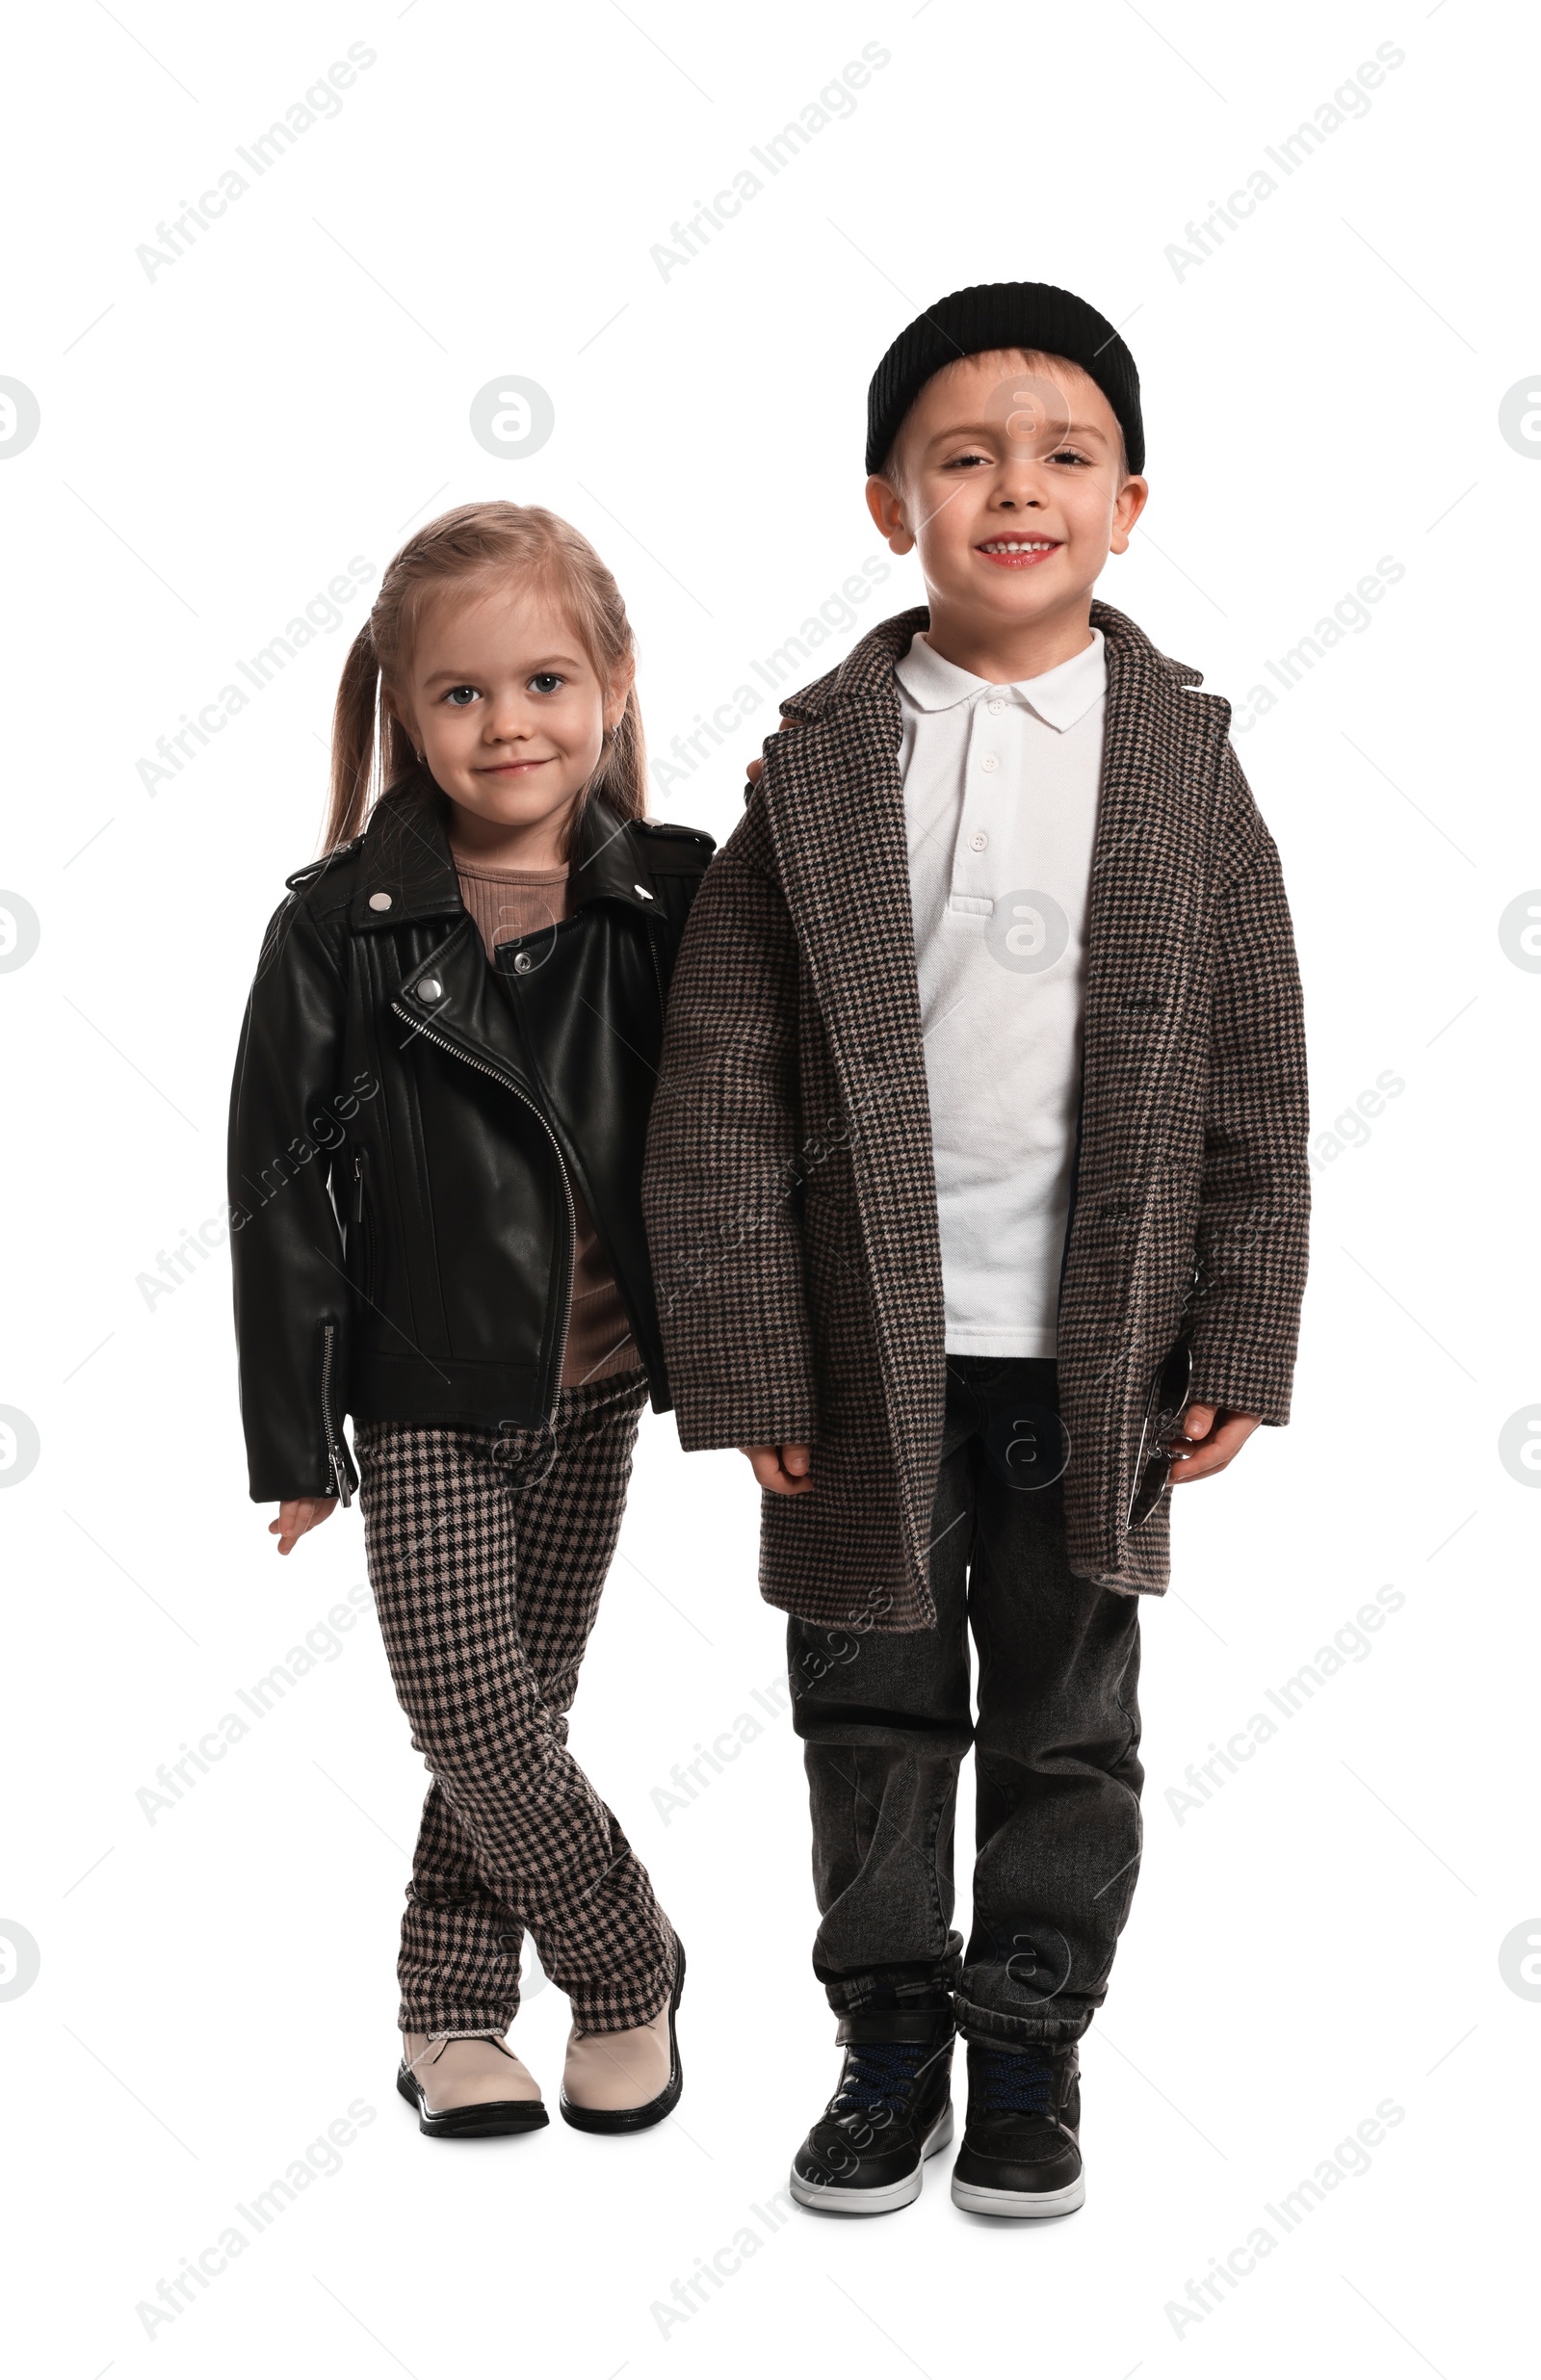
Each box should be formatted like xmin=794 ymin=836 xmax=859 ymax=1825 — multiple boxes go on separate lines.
xmin=354 ymin=1370 xmax=675 ymax=2037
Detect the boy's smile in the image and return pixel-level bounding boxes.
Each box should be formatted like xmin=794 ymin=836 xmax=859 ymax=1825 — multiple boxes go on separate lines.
xmin=866 ymin=349 xmax=1148 ymax=680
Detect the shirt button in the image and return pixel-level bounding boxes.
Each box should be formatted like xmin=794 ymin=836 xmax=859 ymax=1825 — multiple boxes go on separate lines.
xmin=368 ymin=891 xmax=393 ymax=911
xmin=980 ymin=753 xmax=999 ymax=773
xmin=418 ymin=977 xmax=443 ymax=1003
xmin=970 ymin=829 xmax=989 ymax=852
xmin=987 ymin=698 xmax=1006 ymax=715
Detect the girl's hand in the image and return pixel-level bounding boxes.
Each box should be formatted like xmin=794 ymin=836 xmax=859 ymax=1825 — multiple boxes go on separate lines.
xmin=270 ymin=1497 xmax=337 ymax=1556
xmin=1166 ymin=1403 xmax=1259 ymax=1486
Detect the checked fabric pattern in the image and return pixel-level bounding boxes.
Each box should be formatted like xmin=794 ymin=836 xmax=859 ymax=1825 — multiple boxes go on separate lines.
xmin=355 ymin=1369 xmax=675 ymax=2036
xmin=642 ymin=601 xmax=1310 ymax=1624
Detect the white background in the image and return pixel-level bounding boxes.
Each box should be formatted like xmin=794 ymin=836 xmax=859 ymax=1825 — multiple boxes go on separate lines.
xmin=1 ymin=1 xmax=1535 ymax=2373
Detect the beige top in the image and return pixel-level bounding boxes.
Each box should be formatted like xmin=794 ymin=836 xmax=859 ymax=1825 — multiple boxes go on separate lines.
xmin=454 ymin=854 xmax=638 ymax=1389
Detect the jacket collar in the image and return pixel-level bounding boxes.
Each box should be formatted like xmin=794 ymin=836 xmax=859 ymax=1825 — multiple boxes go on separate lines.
xmin=351 ymin=775 xmax=656 ymax=930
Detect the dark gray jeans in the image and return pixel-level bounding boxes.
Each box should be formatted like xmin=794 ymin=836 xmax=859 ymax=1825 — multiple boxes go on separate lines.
xmin=788 ymin=1355 xmax=1144 ymax=2047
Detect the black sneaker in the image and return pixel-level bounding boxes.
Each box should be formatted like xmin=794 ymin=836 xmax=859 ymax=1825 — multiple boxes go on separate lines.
xmin=789 ymin=2009 xmax=954 ymax=2216
xmin=950 ymin=2039 xmax=1084 ymax=2217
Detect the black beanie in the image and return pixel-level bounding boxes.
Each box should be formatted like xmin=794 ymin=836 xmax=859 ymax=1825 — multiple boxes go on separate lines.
xmin=866 ymin=280 xmax=1143 ymax=478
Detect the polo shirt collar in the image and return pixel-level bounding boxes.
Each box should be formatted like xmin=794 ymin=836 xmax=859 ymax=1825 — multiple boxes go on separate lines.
xmin=895 ymin=626 xmax=1107 ymax=733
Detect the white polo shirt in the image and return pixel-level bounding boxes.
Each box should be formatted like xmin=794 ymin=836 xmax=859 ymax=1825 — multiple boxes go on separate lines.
xmin=896 ymin=626 xmax=1107 ymax=1357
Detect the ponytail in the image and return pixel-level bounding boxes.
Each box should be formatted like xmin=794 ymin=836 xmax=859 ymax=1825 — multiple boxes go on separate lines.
xmin=588 ymin=684 xmax=647 ymax=831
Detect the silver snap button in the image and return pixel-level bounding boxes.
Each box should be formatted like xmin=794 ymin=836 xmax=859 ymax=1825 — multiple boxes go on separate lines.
xmin=980 ymin=753 xmax=999 ymax=773
xmin=368 ymin=891 xmax=393 ymax=911
xmin=634 ymin=883 xmax=654 ymax=901
xmin=513 ymin=952 xmax=533 ymax=974
xmin=969 ymin=830 xmax=989 ymax=852
xmin=987 ymin=698 xmax=1006 ymax=716
xmin=418 ymin=977 xmax=443 ymax=1003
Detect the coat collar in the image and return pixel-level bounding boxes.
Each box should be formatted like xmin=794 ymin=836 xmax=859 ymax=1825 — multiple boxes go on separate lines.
xmin=350 ymin=775 xmax=658 ymax=930
xmin=778 ymin=600 xmax=1207 ymax=725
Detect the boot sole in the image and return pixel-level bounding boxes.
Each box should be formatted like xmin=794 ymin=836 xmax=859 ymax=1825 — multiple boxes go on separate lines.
xmin=788 ymin=2102 xmax=954 ymax=2215
xmin=559 ymin=1941 xmax=686 ymax=2135
xmin=951 ymin=2170 xmax=1085 ymax=2219
xmin=395 ymin=2067 xmax=549 ymax=2138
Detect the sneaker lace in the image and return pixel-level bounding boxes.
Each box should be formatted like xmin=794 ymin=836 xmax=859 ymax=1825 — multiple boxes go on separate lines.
xmin=979 ymin=2046 xmax=1055 ymax=2117
xmin=831 ymin=2040 xmax=938 ymax=2119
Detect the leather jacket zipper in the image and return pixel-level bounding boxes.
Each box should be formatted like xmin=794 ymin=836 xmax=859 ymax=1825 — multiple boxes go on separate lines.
xmin=319 ymin=1320 xmax=358 ymax=1506
xmin=391 ymin=1003 xmax=575 ymax=1412
xmin=351 ymin=1147 xmax=375 ymax=1304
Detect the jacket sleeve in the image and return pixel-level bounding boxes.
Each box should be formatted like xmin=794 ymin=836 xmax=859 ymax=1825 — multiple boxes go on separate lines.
xmin=227 ymin=892 xmax=356 ymax=1503
xmin=640 ymin=809 xmax=818 ymax=1450
xmin=1186 ymin=747 xmax=1311 ymax=1424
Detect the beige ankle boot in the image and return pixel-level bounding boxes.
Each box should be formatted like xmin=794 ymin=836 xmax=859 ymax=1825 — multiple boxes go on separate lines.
xmin=397 ymin=2031 xmax=548 ymax=2137
xmin=560 ymin=1944 xmax=686 ymax=2133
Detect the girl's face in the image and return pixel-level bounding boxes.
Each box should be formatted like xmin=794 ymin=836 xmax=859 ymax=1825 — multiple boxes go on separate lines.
xmin=391 ymin=580 xmax=629 ymax=850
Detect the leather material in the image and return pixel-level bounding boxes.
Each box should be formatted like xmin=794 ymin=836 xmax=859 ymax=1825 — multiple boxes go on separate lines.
xmin=793 ymin=2015 xmax=954 ymax=2199
xmin=396 ymin=2030 xmax=549 ymax=2136
xmin=229 ymin=779 xmax=713 ymax=1501
xmin=402 ymin=2030 xmax=543 ymax=2110
xmin=951 ymin=2039 xmax=1084 ymax=2198
xmin=562 ymin=2004 xmax=671 ymax=2111
xmin=560 ymin=1939 xmax=685 ymax=2132
xmin=835 ymin=2008 xmax=958 ymax=2046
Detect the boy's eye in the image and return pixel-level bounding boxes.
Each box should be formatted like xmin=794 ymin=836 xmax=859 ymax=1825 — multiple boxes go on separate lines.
xmin=1048 ymin=447 xmax=1090 ymax=466
xmin=442 ymin=685 xmax=479 ymax=707
xmin=944 ymin=450 xmax=992 ymax=470
xmin=528 ymin=671 xmax=565 ymax=694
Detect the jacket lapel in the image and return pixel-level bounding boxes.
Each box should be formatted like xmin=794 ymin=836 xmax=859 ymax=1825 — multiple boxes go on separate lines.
xmin=352 ymin=780 xmax=535 ymax=1092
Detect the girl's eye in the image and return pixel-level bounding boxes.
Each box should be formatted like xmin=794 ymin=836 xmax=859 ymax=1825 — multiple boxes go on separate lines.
xmin=442 ymin=685 xmax=479 ymax=708
xmin=528 ymin=671 xmax=565 ymax=694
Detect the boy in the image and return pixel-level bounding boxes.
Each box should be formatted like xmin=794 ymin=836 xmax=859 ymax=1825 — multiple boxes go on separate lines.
xmin=641 ymin=282 xmax=1309 ymax=2218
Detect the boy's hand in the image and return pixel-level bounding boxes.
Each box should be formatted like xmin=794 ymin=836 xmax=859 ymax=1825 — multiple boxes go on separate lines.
xmin=270 ymin=1497 xmax=337 ymax=1556
xmin=1167 ymin=1403 xmax=1259 ymax=1486
xmin=741 ymin=1443 xmax=813 ymax=1496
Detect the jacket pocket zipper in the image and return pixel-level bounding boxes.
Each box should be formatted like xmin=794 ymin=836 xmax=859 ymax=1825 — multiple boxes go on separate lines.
xmin=351 ymin=1146 xmax=376 ymax=1305
xmin=319 ymin=1320 xmax=358 ymax=1507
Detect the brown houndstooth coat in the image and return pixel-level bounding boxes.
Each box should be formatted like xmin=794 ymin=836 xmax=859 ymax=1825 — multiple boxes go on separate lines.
xmin=641 ymin=602 xmax=1310 ymax=1631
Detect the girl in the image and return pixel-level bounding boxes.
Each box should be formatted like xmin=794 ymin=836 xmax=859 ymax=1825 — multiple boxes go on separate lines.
xmin=228 ymin=502 xmax=712 ymax=2138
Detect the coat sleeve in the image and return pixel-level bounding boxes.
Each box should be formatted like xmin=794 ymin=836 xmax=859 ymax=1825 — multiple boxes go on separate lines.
xmin=227 ymin=892 xmax=356 ymax=1503
xmin=640 ymin=810 xmax=818 ymax=1451
xmin=1186 ymin=748 xmax=1312 ymax=1425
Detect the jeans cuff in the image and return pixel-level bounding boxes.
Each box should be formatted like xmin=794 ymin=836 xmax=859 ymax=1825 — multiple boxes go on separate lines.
xmin=818 ymin=1945 xmax=963 ymax=2015
xmin=953 ymin=1991 xmax=1093 ymax=2049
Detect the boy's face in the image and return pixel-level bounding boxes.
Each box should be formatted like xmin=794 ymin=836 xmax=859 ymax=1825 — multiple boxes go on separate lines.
xmin=866 ymin=350 xmax=1147 ymax=646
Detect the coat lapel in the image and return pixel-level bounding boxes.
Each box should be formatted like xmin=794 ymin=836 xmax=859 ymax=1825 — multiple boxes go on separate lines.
xmin=1076 ymin=601 xmax=1231 ymax=1187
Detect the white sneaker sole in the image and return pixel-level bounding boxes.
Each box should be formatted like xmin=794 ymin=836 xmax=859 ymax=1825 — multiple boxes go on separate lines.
xmin=789 ymin=2102 xmax=955 ymax=2216
xmin=950 ymin=2169 xmax=1085 ymax=2219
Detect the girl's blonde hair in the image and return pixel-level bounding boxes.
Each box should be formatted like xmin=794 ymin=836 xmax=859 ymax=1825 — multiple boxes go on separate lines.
xmin=325 ymin=501 xmax=646 ymax=853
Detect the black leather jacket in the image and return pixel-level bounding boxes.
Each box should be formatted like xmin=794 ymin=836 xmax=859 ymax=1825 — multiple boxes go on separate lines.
xmin=227 ymin=779 xmax=714 ymax=1504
